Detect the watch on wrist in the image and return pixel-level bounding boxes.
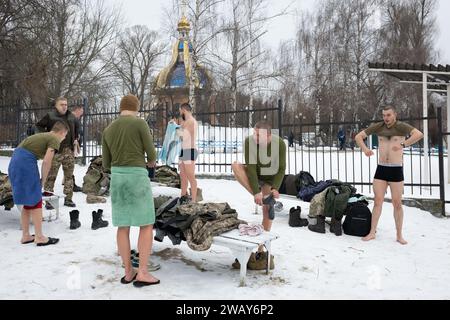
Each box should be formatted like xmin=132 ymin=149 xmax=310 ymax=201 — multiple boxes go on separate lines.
xmin=401 ymin=142 xmax=406 ymax=148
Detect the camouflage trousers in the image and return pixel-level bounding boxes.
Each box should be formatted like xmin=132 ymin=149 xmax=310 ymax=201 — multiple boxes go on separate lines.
xmin=44 ymin=147 xmax=75 ymax=200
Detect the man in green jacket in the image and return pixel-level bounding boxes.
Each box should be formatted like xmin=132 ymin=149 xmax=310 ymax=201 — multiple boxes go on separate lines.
xmin=232 ymin=121 xmax=286 ymax=269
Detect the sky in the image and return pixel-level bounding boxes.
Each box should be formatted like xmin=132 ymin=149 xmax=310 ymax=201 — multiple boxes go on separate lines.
xmin=114 ymin=0 xmax=450 ymax=63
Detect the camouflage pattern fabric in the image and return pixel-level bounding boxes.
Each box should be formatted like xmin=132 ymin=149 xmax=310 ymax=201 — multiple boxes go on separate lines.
xmin=44 ymin=147 xmax=75 ymax=200
xmin=180 ymin=203 xmax=246 ymax=251
xmin=0 ymin=171 xmax=14 ymax=210
xmin=154 ymin=200 xmax=246 ymax=251
xmin=86 ymin=194 xmax=107 ymax=204
xmin=83 ymin=156 xmax=110 ymax=197
xmin=308 ymin=188 xmax=328 ymax=218
xmin=154 ymin=166 xmax=180 ymax=188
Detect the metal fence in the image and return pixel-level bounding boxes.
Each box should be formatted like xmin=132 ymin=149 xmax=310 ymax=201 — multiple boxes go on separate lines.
xmin=0 ymin=99 xmax=447 ymax=215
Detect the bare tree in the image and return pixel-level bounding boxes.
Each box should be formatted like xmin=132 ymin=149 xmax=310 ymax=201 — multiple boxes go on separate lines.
xmin=111 ymin=25 xmax=166 ymax=108
xmin=211 ymin=0 xmax=289 ymax=125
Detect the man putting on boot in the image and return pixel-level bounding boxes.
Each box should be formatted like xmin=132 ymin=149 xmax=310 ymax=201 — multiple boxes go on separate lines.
xmin=232 ymin=121 xmax=286 ymax=269
xmin=355 ymin=105 xmax=423 ymax=245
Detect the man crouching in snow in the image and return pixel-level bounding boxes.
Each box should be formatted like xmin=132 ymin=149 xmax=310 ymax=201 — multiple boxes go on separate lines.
xmin=232 ymin=121 xmax=286 ymax=269
xmin=8 ymin=121 xmax=68 ymax=246
xmin=355 ymin=105 xmax=424 ymax=245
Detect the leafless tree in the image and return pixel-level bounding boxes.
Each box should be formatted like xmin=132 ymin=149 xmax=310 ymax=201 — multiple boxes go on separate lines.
xmin=111 ymin=25 xmax=166 ymax=108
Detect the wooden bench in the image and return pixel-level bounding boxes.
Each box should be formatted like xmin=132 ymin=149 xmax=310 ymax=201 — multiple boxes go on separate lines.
xmin=213 ymin=229 xmax=279 ymax=287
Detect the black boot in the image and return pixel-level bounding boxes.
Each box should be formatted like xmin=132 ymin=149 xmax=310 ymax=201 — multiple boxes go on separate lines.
xmin=64 ymin=198 xmax=76 ymax=208
xmin=308 ymin=216 xmax=326 ymax=234
xmin=289 ymin=206 xmax=309 ymax=227
xmin=91 ymin=209 xmax=109 ymax=230
xmin=330 ymin=217 xmax=343 ymax=236
xmin=73 ymin=176 xmax=82 ymax=193
xmin=69 ymin=210 xmax=81 ymax=230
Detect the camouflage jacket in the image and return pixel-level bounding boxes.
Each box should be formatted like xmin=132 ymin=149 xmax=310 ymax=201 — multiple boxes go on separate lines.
xmin=82 ymin=156 xmax=110 ymax=196
xmin=154 ymin=198 xmax=245 ymax=251
xmin=0 ymin=171 xmax=14 ymax=210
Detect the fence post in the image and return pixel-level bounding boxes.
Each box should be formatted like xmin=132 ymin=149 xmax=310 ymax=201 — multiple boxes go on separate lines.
xmin=15 ymin=102 xmax=21 ymax=147
xmin=437 ymin=106 xmax=446 ymax=217
xmin=82 ymin=97 xmax=88 ymax=165
xmin=278 ymin=98 xmax=283 ymax=138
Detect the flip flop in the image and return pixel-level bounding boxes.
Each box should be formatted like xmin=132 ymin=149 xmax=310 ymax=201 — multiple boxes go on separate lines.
xmin=21 ymin=235 xmax=35 ymax=245
xmin=133 ymin=280 xmax=161 ymax=288
xmin=36 ymin=237 xmax=60 ymax=247
xmin=120 ymin=273 xmax=137 ymax=285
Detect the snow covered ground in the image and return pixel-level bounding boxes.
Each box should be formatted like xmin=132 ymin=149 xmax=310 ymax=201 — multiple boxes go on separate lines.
xmin=1 ymin=156 xmax=450 ymax=300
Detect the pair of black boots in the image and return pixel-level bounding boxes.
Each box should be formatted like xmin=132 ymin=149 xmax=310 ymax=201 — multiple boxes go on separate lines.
xmin=308 ymin=216 xmax=343 ymax=236
xmin=69 ymin=209 xmax=109 ymax=230
xmin=289 ymin=206 xmax=309 ymax=227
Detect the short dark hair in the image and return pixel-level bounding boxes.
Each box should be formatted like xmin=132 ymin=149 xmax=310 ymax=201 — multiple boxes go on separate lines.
xmin=383 ymin=105 xmax=397 ymax=113
xmin=255 ymin=121 xmax=272 ymax=132
xmin=51 ymin=121 xmax=69 ymax=133
xmin=72 ymin=105 xmax=83 ymax=111
xmin=180 ymin=103 xmax=192 ymax=112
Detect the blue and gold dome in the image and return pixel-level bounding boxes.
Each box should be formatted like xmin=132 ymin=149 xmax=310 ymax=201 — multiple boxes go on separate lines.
xmin=155 ymin=16 xmax=210 ymax=92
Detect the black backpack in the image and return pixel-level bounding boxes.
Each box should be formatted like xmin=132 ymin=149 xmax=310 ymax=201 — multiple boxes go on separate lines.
xmin=343 ymin=202 xmax=372 ymax=237
xmin=295 ymin=171 xmax=316 ymax=192
xmin=280 ymin=175 xmax=299 ymax=196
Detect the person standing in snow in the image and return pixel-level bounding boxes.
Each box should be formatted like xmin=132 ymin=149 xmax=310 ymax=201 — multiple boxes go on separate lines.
xmin=36 ymin=97 xmax=78 ymax=208
xmin=231 ymin=121 xmax=286 ymax=269
xmin=178 ymin=103 xmax=199 ymax=203
xmin=102 ymin=94 xmax=160 ymax=287
xmin=8 ymin=121 xmax=68 ymax=246
xmin=355 ymin=105 xmax=424 ymax=245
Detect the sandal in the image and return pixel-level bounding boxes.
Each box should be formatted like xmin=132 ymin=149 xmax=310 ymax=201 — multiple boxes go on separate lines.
xmin=120 ymin=273 xmax=137 ymax=285
xmin=36 ymin=237 xmax=60 ymax=247
xmin=133 ymin=280 xmax=161 ymax=288
xmin=21 ymin=235 xmax=35 ymax=245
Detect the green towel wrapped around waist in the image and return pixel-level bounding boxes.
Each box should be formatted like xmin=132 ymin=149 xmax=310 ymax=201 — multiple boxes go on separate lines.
xmin=111 ymin=167 xmax=155 ymax=227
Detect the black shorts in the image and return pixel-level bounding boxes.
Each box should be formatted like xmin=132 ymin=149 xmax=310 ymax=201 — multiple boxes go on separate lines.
xmin=180 ymin=149 xmax=198 ymax=162
xmin=374 ymin=165 xmax=404 ymax=183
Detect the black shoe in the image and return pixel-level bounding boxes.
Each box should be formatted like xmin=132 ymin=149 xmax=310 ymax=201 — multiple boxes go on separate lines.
xmin=308 ymin=216 xmax=326 ymax=234
xmin=92 ymin=209 xmax=109 ymax=230
xmin=330 ymin=217 xmax=343 ymax=236
xmin=289 ymin=206 xmax=309 ymax=228
xmin=69 ymin=210 xmax=81 ymax=230
xmin=45 ymin=202 xmax=54 ymax=210
xmin=64 ymin=199 xmax=76 ymax=208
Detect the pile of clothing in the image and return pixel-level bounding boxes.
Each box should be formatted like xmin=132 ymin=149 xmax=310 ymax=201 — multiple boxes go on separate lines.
xmin=152 ymin=166 xmax=181 ymax=189
xmin=153 ymin=196 xmax=246 ymax=251
xmin=294 ymin=171 xmax=369 ymax=236
xmin=82 ymin=156 xmax=110 ymax=202
xmin=0 ymin=171 xmax=14 ymax=211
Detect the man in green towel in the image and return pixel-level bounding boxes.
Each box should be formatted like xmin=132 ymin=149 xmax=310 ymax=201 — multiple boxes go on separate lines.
xmin=102 ymin=94 xmax=160 ymax=287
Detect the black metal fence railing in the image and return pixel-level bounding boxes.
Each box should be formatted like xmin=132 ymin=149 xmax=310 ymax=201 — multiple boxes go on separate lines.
xmin=283 ymin=116 xmax=440 ymax=197
xmin=0 ymin=99 xmax=447 ymax=215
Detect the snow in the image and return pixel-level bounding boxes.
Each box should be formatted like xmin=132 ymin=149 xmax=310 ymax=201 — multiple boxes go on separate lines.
xmin=1 ymin=156 xmax=450 ymax=300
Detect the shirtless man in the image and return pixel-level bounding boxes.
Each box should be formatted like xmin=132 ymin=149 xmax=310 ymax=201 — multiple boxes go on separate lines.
xmin=355 ymin=105 xmax=424 ymax=245
xmin=179 ymin=103 xmax=199 ymax=203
